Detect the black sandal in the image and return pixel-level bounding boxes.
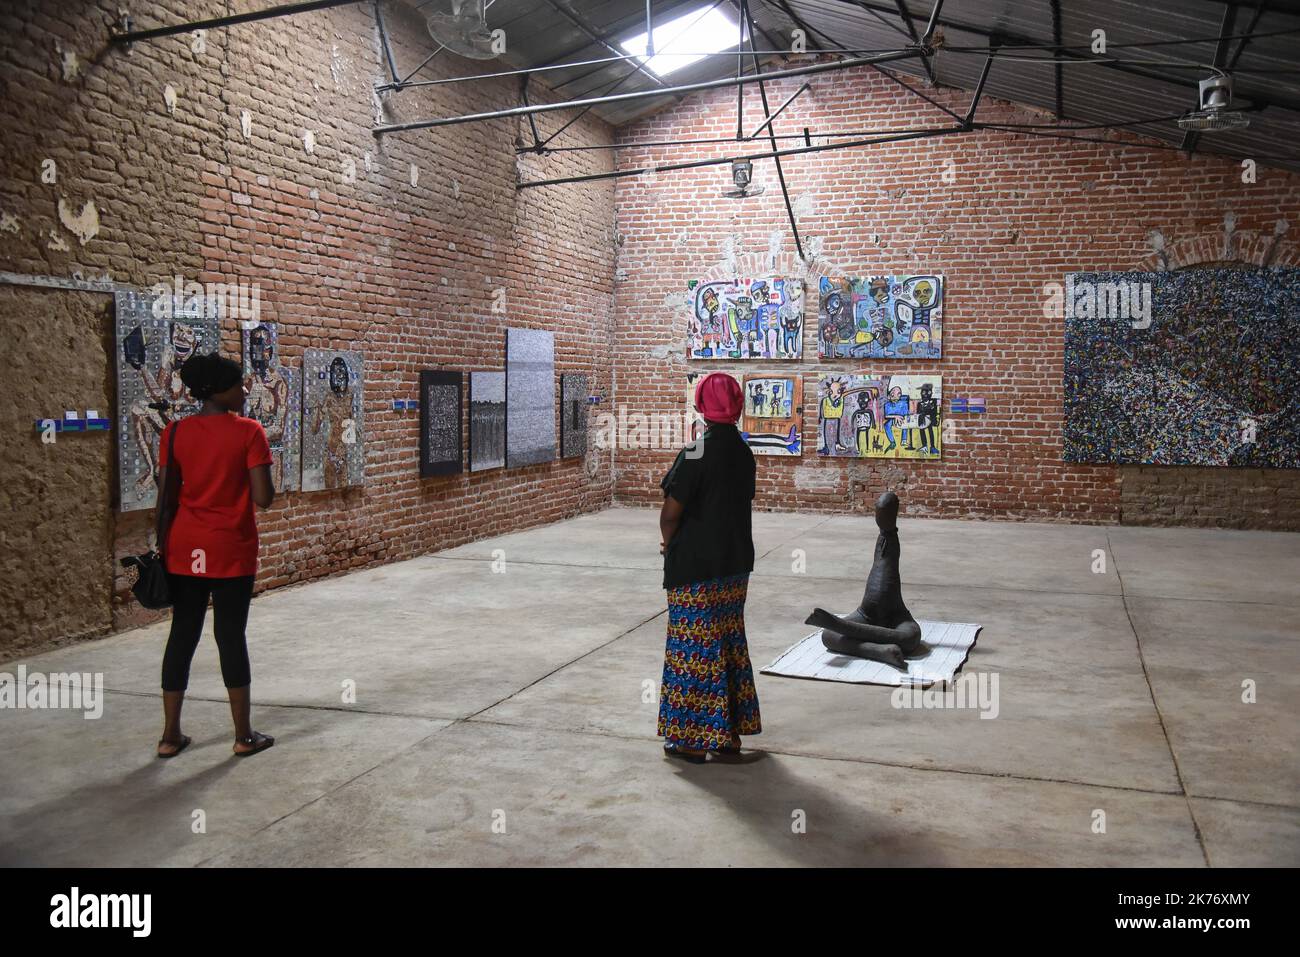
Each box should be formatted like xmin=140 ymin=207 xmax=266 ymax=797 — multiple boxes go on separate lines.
xmin=157 ymin=735 xmax=191 ymax=759
xmin=664 ymin=748 xmax=707 ymax=765
xmin=233 ymin=732 xmax=275 ymax=758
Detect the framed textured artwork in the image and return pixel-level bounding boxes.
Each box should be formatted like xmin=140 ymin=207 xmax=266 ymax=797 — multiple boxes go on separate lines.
xmin=301 ymin=348 xmax=365 ymax=490
xmin=817 ymin=275 xmax=944 ymax=359
xmin=242 ymin=321 xmax=301 ymax=492
xmin=1063 ymin=268 xmax=1300 ymax=466
xmin=505 ymin=328 xmax=556 ymax=467
xmin=816 ymin=373 xmax=942 ymax=459
xmin=560 ymin=373 xmax=589 ymax=459
xmin=469 ymin=371 xmax=506 ymax=472
xmin=687 ymin=277 xmax=804 ymax=359
xmin=740 ymin=373 xmax=803 ymax=456
xmin=419 ymin=370 xmax=462 ymax=477
xmin=115 ymin=289 xmax=220 ymax=512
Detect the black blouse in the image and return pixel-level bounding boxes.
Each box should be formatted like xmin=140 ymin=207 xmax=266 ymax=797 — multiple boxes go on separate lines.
xmin=660 ymin=423 xmax=756 ymax=590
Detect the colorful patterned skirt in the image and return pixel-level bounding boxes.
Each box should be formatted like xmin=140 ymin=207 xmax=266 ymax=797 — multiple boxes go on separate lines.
xmin=658 ymin=573 xmax=762 ymax=751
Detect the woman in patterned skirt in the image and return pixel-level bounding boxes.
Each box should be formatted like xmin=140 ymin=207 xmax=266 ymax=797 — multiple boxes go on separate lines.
xmin=657 ymin=372 xmax=762 ymax=764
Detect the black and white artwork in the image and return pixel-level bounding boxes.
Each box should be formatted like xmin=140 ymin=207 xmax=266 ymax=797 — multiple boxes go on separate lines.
xmin=560 ymin=373 xmax=589 ymax=459
xmin=419 ymin=370 xmax=462 ymax=477
xmin=470 ymin=371 xmax=506 ymax=472
xmin=505 ymin=328 xmax=555 ymax=467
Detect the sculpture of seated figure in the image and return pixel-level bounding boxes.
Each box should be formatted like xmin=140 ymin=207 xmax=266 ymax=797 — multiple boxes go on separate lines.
xmin=804 ymin=490 xmax=924 ymax=670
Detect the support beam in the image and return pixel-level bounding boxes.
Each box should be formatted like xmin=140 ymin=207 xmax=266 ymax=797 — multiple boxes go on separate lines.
xmin=110 ymin=0 xmax=365 ymax=43
xmin=965 ymin=49 xmax=996 ymax=126
xmin=539 ymin=0 xmax=670 ymax=90
xmin=373 ymin=0 xmax=399 ymax=85
xmin=375 ymin=47 xmax=922 ymax=135
xmin=749 ymin=82 xmax=809 ymax=138
xmin=1051 ymin=0 xmax=1063 ymax=119
xmin=517 ymin=124 xmax=966 ymax=189
xmin=892 ymin=0 xmax=935 ymax=84
xmin=743 ymin=1 xmax=805 ymax=260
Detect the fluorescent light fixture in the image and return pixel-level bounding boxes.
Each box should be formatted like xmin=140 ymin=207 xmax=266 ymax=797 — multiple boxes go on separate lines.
xmin=620 ymin=5 xmax=745 ymax=77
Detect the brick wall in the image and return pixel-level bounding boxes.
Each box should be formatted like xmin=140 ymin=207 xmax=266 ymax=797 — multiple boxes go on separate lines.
xmin=0 ymin=1 xmax=617 ymax=655
xmin=609 ymin=67 xmax=1300 ymax=526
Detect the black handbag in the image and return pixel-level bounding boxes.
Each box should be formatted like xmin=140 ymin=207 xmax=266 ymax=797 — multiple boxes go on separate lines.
xmin=119 ymin=421 xmax=180 ymax=610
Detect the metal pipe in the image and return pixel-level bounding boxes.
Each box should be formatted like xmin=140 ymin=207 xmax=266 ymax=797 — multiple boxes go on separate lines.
xmin=646 ymin=0 xmax=655 ymax=57
xmin=748 ymin=82 xmax=808 ymax=138
xmin=892 ymin=0 xmax=935 ymax=84
xmin=736 ymin=0 xmax=746 ymax=140
xmin=743 ymin=2 xmax=804 ymax=260
xmin=110 ymin=0 xmax=366 ymax=43
xmin=375 ymin=47 xmax=921 ymax=134
xmin=965 ymin=50 xmax=995 ymax=125
xmin=540 ymin=0 xmax=668 ymax=90
xmin=517 ymin=124 xmax=965 ymax=189
xmin=922 ymin=0 xmax=944 ymax=43
xmin=374 ymin=0 xmax=399 ymax=85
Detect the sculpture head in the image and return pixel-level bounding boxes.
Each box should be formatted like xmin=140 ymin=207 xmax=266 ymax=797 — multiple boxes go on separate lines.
xmin=874 ymin=490 xmax=900 ymax=532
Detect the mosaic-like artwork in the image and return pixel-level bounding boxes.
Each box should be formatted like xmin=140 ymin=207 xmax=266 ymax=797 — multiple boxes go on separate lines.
xmin=242 ymin=322 xmax=301 ymax=492
xmin=1064 ymin=268 xmax=1300 ymax=466
xmin=505 ymin=328 xmax=555 ymax=467
xmin=740 ymin=373 xmax=803 ymax=456
xmin=469 ymin=371 xmax=506 ymax=472
xmin=419 ymin=370 xmax=462 ymax=477
xmin=817 ymin=275 xmax=944 ymax=359
xmin=301 ymin=349 xmax=364 ymax=490
xmin=560 ymin=373 xmax=589 ymax=459
xmin=817 ymin=373 xmax=942 ymax=459
xmin=687 ymin=277 xmax=805 ymax=359
xmin=115 ymin=289 xmax=220 ymax=512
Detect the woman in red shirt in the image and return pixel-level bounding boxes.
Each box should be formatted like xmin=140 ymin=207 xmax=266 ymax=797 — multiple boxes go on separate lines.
xmin=155 ymin=352 xmax=277 ymax=758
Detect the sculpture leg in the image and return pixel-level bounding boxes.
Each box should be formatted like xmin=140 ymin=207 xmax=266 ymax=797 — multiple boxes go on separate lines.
xmin=819 ymin=629 xmax=907 ymax=670
xmin=804 ymin=608 xmax=923 ymax=653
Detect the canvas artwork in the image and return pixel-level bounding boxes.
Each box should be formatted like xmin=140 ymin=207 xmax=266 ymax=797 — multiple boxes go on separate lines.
xmin=687 ymin=277 xmax=805 ymax=359
xmin=560 ymin=373 xmax=590 ymax=459
xmin=301 ymin=348 xmax=365 ymax=490
xmin=740 ymin=373 xmax=803 ymax=456
xmin=469 ymin=371 xmax=506 ymax=472
xmin=115 ymin=289 xmax=221 ymax=512
xmin=419 ymin=370 xmax=462 ymax=477
xmin=1064 ymin=268 xmax=1300 ymax=467
xmin=505 ymin=328 xmax=556 ymax=467
xmin=242 ymin=322 xmax=301 ymax=492
xmin=817 ymin=274 xmax=944 ymax=359
xmin=817 ymin=373 xmax=942 ymax=459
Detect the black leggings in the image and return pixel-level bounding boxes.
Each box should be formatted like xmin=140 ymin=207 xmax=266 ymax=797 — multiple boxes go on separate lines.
xmin=161 ymin=574 xmax=255 ymax=692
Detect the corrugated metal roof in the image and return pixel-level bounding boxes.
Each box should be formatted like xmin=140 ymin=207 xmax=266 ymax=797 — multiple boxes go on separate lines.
xmin=402 ymin=0 xmax=1300 ymax=170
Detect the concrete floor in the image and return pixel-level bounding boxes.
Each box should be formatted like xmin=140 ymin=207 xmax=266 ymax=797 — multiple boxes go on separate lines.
xmin=2 ymin=506 xmax=1298 ymax=867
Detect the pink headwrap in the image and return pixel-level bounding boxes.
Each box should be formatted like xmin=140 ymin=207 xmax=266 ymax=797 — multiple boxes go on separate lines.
xmin=694 ymin=372 xmax=743 ymax=424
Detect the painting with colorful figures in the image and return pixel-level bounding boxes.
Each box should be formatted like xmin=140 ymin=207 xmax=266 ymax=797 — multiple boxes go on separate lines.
xmin=817 ymin=275 xmax=944 ymax=359
xmin=115 ymin=289 xmax=221 ymax=512
xmin=1063 ymin=268 xmax=1300 ymax=467
xmin=816 ymin=373 xmax=942 ymax=459
xmin=687 ymin=277 xmax=805 ymax=359
xmin=301 ymin=348 xmax=365 ymax=491
xmin=740 ymin=373 xmax=803 ymax=456
xmin=242 ymin=322 xmax=301 ymax=492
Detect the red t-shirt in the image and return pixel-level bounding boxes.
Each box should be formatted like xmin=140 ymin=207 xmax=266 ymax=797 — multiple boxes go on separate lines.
xmin=159 ymin=414 xmax=273 ymax=578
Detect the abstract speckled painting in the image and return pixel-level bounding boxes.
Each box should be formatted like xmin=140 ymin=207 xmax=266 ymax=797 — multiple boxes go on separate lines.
xmin=419 ymin=370 xmax=462 ymax=477
xmin=505 ymin=328 xmax=555 ymax=467
xmin=560 ymin=373 xmax=589 ymax=459
xmin=469 ymin=371 xmax=506 ymax=472
xmin=1063 ymin=268 xmax=1300 ymax=467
